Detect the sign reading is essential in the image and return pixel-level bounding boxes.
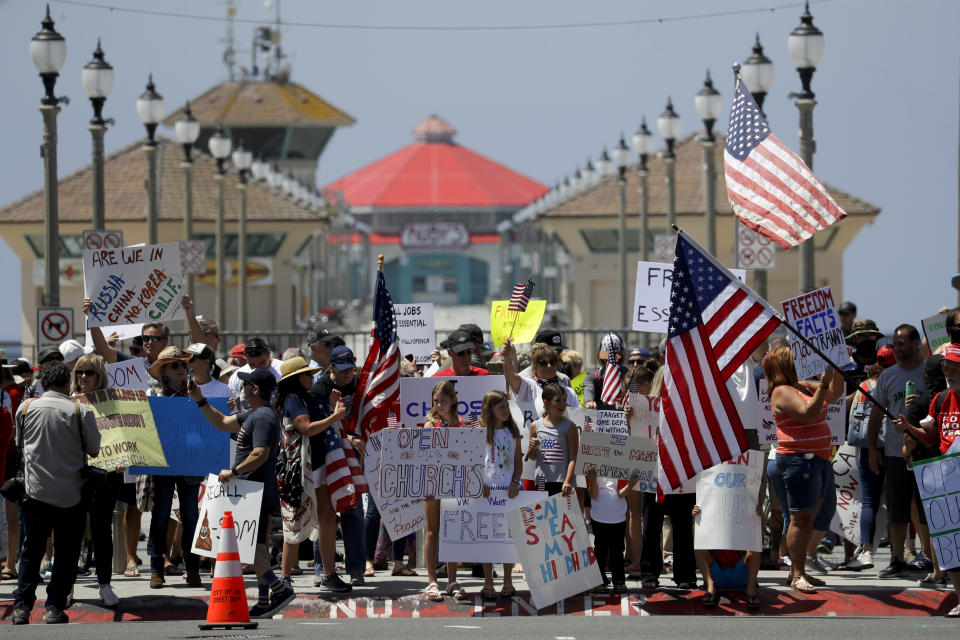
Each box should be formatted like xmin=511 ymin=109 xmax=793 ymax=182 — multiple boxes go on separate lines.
xmin=490 ymin=300 xmax=546 ymax=346
xmin=77 ymin=388 xmax=168 ymax=471
xmin=393 ymin=303 xmax=435 ymax=364
xmin=83 ymin=242 xmax=185 ymax=327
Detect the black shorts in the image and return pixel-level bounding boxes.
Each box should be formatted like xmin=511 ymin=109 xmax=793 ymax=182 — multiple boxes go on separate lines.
xmin=884 ymin=456 xmax=925 ymax=525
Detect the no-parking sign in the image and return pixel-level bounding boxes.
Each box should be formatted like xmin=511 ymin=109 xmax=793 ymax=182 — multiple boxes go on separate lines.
xmin=735 ymin=221 xmax=776 ymax=270
xmin=82 ymin=229 xmax=124 ymax=251
xmin=37 ymin=307 xmax=74 ymax=347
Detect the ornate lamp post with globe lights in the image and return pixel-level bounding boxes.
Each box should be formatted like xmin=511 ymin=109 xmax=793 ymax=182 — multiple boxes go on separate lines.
xmin=82 ymin=39 xmax=114 ymax=231
xmin=208 ymin=126 xmax=232 ymax=328
xmin=175 ymin=102 xmax=201 ymax=299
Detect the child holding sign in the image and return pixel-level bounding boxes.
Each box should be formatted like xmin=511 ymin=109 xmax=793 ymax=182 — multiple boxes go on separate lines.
xmin=479 ymin=390 xmax=523 ymax=599
xmin=422 ymin=381 xmax=469 ymax=602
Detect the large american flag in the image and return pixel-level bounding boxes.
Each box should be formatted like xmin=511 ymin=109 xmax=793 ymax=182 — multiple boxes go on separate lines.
xmin=508 ymin=279 xmax=535 ymax=312
xmin=348 ymin=269 xmax=400 ymax=440
xmin=657 ymin=231 xmax=780 ymax=493
xmin=723 ymin=79 xmax=846 ymax=249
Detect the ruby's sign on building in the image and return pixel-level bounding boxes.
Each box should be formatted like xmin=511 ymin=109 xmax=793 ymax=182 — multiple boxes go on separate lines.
xmin=401 ymin=223 xmax=469 ymax=250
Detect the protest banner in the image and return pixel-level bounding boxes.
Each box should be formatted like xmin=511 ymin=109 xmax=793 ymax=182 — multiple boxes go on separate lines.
xmin=912 ymin=451 xmax=960 ymax=570
xmin=626 ymin=392 xmax=661 ymax=439
xmin=922 ymin=313 xmax=950 ymax=355
xmin=76 ymin=388 xmax=167 ymax=471
xmin=439 ymin=490 xmax=546 ymax=563
xmin=191 ymin=474 xmax=264 ymax=564
xmin=825 ymin=394 xmax=845 ymax=445
xmin=780 ymin=286 xmax=850 ymax=379
xmin=694 ymin=450 xmax=763 ymax=551
xmin=399 ymin=375 xmax=505 ymax=427
xmin=490 ymin=299 xmax=546 ymax=346
xmin=507 ymin=492 xmax=603 ymax=609
xmin=394 ymin=303 xmax=435 ymax=364
xmin=632 ymin=261 xmax=745 ymax=333
xmin=830 ymin=445 xmax=863 ymax=545
xmin=577 ymin=431 xmax=657 ymax=488
xmin=582 ymin=409 xmax=628 ymax=436
xmin=106 ymin=357 xmax=150 ymax=390
xmin=364 ymin=430 xmax=426 ymax=541
xmin=82 ymin=242 xmax=185 ymax=327
xmin=85 ymin=322 xmax=143 ymax=347
xmin=509 ymin=397 xmax=538 ymax=482
xmin=379 ymin=427 xmax=486 ymax=500
xmin=128 ymin=396 xmax=231 ymax=476
xmin=756 ymin=380 xmax=843 ymax=445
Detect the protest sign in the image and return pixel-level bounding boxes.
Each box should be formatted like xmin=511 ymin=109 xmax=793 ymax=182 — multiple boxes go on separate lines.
xmin=399 ymin=375 xmax=505 ymax=427
xmin=577 ymin=431 xmax=657 ymax=488
xmin=627 ymin=393 xmax=661 ymax=439
xmin=509 ymin=398 xmax=538 ymax=482
xmin=128 ymin=396 xmax=231 ymax=476
xmin=912 ymin=452 xmax=960 ymax=570
xmin=825 ymin=394 xmax=845 ymax=445
xmin=85 ymin=323 xmax=143 ymax=347
xmin=632 ymin=261 xmax=745 ymax=333
xmin=82 ymin=242 xmax=185 ymax=328
xmin=757 ymin=380 xmax=776 ymax=444
xmin=694 ymin=450 xmax=763 ymax=551
xmin=378 ymin=427 xmax=486 ymax=500
xmin=106 ymin=358 xmax=151 ymax=390
xmin=394 ymin=303 xmax=435 ymax=364
xmin=507 ymin=493 xmax=603 ymax=609
xmin=582 ymin=409 xmax=629 ymax=436
xmin=922 ymin=313 xmax=950 ymax=355
xmin=191 ymin=474 xmax=264 ymax=564
xmin=76 ymin=388 xmax=167 ymax=471
xmin=364 ymin=431 xmax=426 ymax=541
xmin=830 ymin=445 xmax=863 ymax=545
xmin=439 ymin=490 xmax=546 ymax=563
xmin=490 ymin=300 xmax=546 ymax=346
xmin=780 ymin=286 xmax=850 ymax=379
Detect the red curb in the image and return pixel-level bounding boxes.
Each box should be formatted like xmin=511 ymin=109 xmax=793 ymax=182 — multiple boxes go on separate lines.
xmin=2 ymin=588 xmax=956 ymax=623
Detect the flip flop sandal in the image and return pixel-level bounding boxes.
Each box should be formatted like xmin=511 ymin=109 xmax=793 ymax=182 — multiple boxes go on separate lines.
xmin=791 ymin=576 xmax=817 ymax=594
xmin=700 ymin=591 xmax=719 ymax=607
xmin=500 ymin=585 xmax=517 ymax=597
xmin=641 ymin=577 xmax=659 ymax=589
xmin=946 ymin=604 xmax=960 ymax=618
xmin=1 ymin=568 xmax=17 ymax=580
xmin=424 ymin=583 xmax=444 ymax=602
xmin=123 ymin=566 xmax=140 ymax=577
xmin=392 ymin=567 xmax=417 ymax=576
xmin=480 ymin=586 xmax=498 ymax=600
xmin=446 ymin=582 xmax=468 ymax=601
xmin=745 ymin=593 xmax=761 ymax=609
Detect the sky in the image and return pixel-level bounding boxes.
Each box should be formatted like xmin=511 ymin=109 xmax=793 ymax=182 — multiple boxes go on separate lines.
xmin=1 ymin=0 xmax=957 ymax=340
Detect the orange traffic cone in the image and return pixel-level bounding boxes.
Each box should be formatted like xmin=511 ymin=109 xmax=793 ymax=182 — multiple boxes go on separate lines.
xmin=199 ymin=510 xmax=258 ymax=630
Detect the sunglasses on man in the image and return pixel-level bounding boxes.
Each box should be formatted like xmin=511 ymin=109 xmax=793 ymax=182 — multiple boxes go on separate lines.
xmin=142 ymin=335 xmax=166 ymax=343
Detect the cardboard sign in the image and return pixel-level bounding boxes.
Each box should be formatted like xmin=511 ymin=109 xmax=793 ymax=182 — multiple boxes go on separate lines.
xmin=490 ymin=300 xmax=546 ymax=346
xmin=399 ymin=375 xmax=505 ymax=427
xmin=128 ymin=397 xmax=231 ymax=476
xmin=76 ymin=388 xmax=168 ymax=471
xmin=191 ymin=474 xmax=264 ymax=564
xmin=577 ymin=431 xmax=658 ymax=489
xmin=106 ymin=358 xmax=151 ymax=390
xmin=825 ymin=394 xmax=845 ymax=446
xmin=756 ymin=380 xmax=843 ymax=445
xmin=581 ymin=409 xmax=628 ymax=436
xmin=378 ymin=427 xmax=486 ymax=500
xmin=627 ymin=393 xmax=661 ymax=439
xmin=82 ymin=242 xmax=185 ymax=327
xmin=830 ymin=445 xmax=863 ymax=545
xmin=694 ymin=450 xmax=763 ymax=551
xmin=364 ymin=430 xmax=426 ymax=541
xmin=85 ymin=323 xmax=144 ymax=348
xmin=507 ymin=493 xmax=603 ymax=609
xmin=394 ymin=303 xmax=435 ymax=364
xmin=632 ymin=261 xmax=746 ymax=333
xmin=781 ymin=286 xmax=849 ymax=379
xmin=922 ymin=313 xmax=950 ymax=354
xmin=438 ymin=490 xmax=546 ymax=563
xmin=912 ymin=452 xmax=960 ymax=570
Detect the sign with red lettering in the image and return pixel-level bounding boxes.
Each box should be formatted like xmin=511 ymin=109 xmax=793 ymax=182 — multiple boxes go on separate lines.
xmin=82 ymin=242 xmax=185 ymax=328
xmin=576 ymin=431 xmax=658 ymax=486
xmin=780 ymin=286 xmax=851 ymax=380
xmin=378 ymin=427 xmax=486 ymax=500
xmin=37 ymin=307 xmax=73 ymax=346
xmin=439 ymin=490 xmax=546 ymax=563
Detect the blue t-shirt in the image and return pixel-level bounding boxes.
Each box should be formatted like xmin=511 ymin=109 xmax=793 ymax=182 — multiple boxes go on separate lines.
xmin=235 ymin=406 xmax=282 ymax=510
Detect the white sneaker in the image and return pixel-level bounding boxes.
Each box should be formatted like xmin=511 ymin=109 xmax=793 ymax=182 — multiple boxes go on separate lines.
xmin=98 ymin=584 xmax=120 ymax=607
xmin=805 ymin=554 xmax=831 ymax=575
xmin=845 ymin=549 xmax=874 ymax=571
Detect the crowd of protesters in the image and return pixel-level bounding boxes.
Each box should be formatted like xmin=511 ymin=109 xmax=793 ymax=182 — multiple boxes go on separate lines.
xmin=2 ymin=297 xmax=959 ymax=624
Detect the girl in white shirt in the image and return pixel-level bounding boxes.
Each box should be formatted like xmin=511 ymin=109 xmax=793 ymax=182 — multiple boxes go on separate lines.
xmin=586 ymin=467 xmax=638 ymax=592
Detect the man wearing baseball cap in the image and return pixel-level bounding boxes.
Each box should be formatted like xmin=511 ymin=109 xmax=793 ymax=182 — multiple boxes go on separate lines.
xmin=845 ymin=319 xmax=884 ymax=396
xmin=435 ymin=330 xmax=490 ymax=377
xmin=307 ymin=328 xmax=345 ymax=384
xmin=227 ymin=338 xmax=283 ymax=408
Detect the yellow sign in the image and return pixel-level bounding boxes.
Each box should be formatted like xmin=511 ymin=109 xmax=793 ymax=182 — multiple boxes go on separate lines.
xmin=78 ymin=388 xmax=168 ymax=471
xmin=490 ymin=300 xmax=546 ymax=346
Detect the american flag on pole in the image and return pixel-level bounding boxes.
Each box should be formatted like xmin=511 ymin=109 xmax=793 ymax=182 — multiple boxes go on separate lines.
xmin=348 ymin=268 xmax=400 ymax=440
xmin=321 ymin=423 xmax=368 ymax=512
xmin=600 ymin=348 xmax=623 ymax=407
xmin=657 ymin=231 xmax=781 ymax=494
xmin=723 ymin=79 xmax=846 ymax=249
xmin=508 ymin=279 xmax=535 ymax=312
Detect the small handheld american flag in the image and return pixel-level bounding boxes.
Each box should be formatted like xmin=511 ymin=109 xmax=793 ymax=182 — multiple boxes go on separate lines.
xmin=600 ymin=343 xmax=623 ymax=407
xmin=508 ymin=280 xmax=535 ymax=312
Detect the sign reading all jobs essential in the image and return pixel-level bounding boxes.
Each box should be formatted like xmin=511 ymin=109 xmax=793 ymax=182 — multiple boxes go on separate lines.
xmin=394 ymin=303 xmax=435 ymax=364
xmin=82 ymin=242 xmax=185 ymax=328
xmin=781 ymin=286 xmax=850 ymax=380
xmin=632 ymin=261 xmax=745 ymax=333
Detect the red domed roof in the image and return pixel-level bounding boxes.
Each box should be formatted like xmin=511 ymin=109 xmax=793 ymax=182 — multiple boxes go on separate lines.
xmin=324 ymin=115 xmax=547 ymax=208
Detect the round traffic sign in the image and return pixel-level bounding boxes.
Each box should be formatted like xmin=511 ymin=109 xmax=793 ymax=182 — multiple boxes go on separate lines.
xmin=84 ymin=234 xmax=102 ymax=250
xmin=757 ymin=246 xmax=774 ymax=267
xmin=41 ymin=312 xmax=70 ymax=342
xmin=738 ymin=227 xmax=755 ymax=247
xmin=103 ymin=232 xmax=121 ymax=248
xmin=739 ymin=247 xmax=756 ymax=267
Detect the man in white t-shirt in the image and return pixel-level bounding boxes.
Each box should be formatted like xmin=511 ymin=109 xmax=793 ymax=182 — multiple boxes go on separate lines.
xmin=185 ymin=343 xmax=231 ymax=397
xmin=228 ymin=338 xmax=283 ymax=407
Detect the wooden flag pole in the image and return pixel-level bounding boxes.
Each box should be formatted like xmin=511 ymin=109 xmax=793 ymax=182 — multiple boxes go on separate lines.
xmin=506 ymin=275 xmax=532 ymax=341
xmin=377 ymin=254 xmax=384 ymax=272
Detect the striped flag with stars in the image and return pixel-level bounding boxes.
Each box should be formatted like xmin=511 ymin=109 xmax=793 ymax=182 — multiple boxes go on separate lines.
xmin=723 ymin=79 xmax=846 ymax=249
xmin=509 ymin=280 xmax=535 ymax=312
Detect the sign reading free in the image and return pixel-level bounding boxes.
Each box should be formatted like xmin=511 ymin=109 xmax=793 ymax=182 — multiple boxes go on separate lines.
xmin=632 ymin=261 xmax=745 ymax=333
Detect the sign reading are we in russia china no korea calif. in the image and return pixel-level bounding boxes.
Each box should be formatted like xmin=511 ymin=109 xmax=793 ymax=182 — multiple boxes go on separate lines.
xmin=83 ymin=243 xmax=185 ymax=328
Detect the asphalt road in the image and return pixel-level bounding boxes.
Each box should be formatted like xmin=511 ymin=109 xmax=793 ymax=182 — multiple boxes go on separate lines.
xmin=7 ymin=615 xmax=958 ymax=639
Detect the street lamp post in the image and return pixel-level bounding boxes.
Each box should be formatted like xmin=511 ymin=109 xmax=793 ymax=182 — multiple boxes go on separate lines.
xmin=657 ymin=98 xmax=682 ymax=229
xmin=789 ymin=1 xmax=825 ymax=294
xmin=136 ymin=74 xmax=164 ymax=245
xmin=612 ymin=135 xmax=631 ymax=328
xmin=208 ymin=126 xmax=232 ymax=329
xmin=175 ymin=101 xmax=200 ymax=299
xmin=632 ymin=118 xmax=655 ymax=263
xmin=232 ymin=142 xmax=253 ymax=332
xmin=742 ymin=34 xmax=775 ymax=300
xmin=30 ymin=6 xmax=67 ymax=308
xmin=82 ymin=39 xmax=113 ymax=231
xmin=695 ymin=71 xmax=723 ymax=255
